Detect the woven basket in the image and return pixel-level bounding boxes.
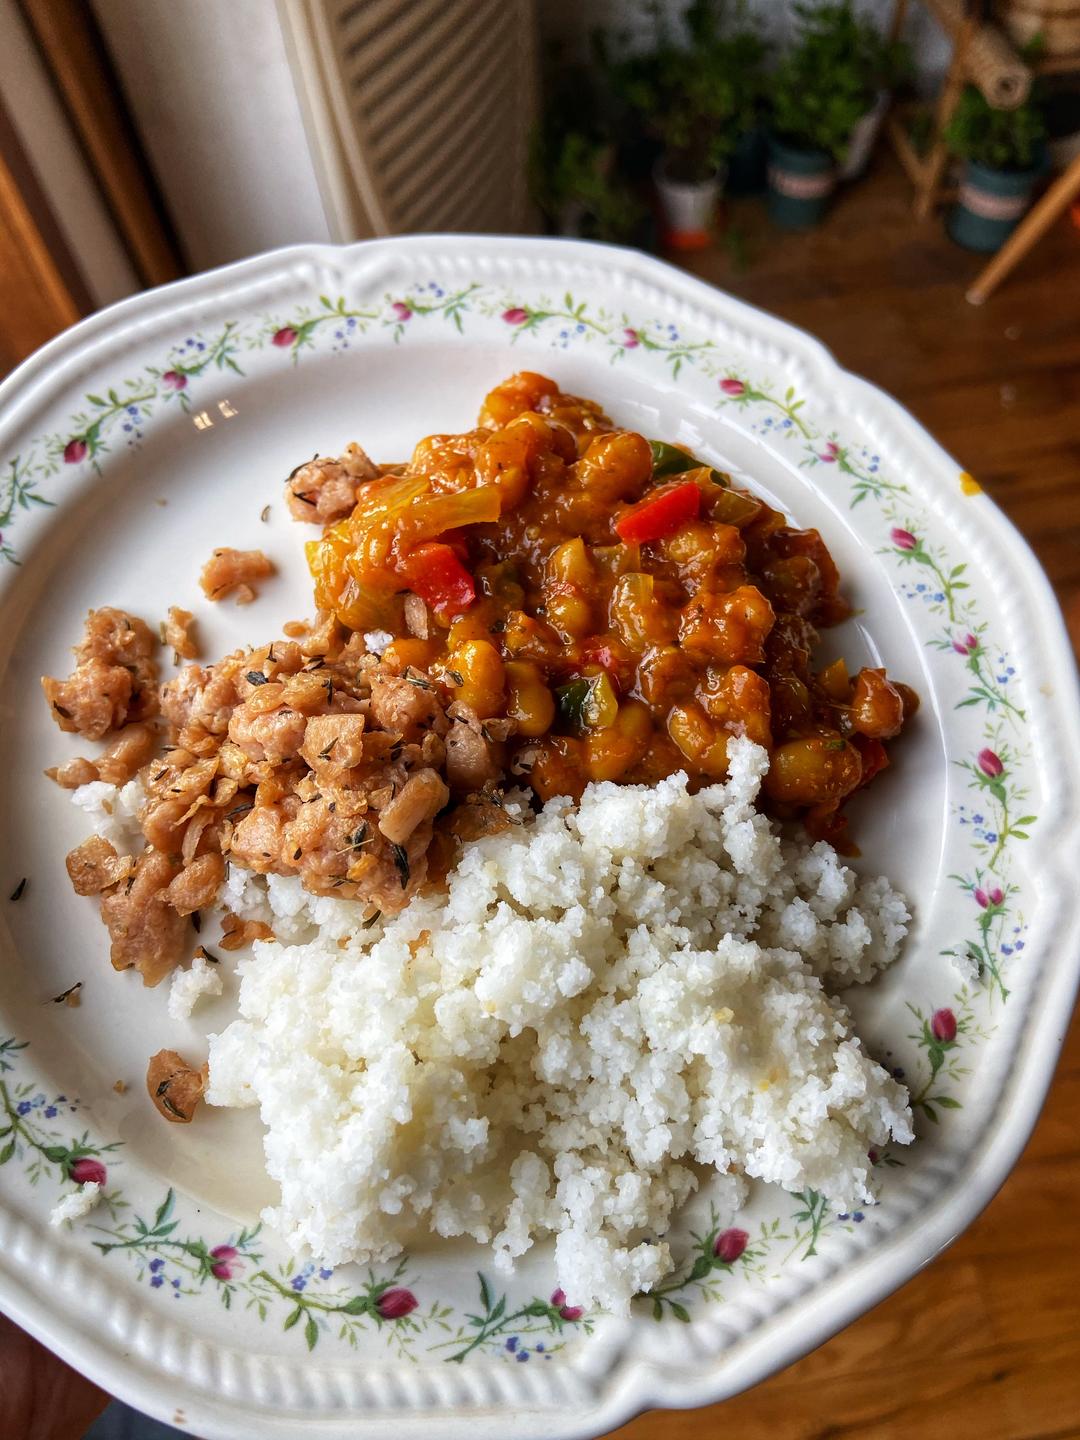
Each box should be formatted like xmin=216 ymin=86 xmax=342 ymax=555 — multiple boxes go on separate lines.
xmin=995 ymin=0 xmax=1080 ymax=56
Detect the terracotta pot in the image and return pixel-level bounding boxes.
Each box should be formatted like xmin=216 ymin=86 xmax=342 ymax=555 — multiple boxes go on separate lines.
xmin=653 ymin=158 xmax=723 ymax=250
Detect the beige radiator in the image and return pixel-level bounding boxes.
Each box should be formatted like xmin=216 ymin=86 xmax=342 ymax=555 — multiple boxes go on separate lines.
xmin=278 ymin=0 xmax=538 ymax=240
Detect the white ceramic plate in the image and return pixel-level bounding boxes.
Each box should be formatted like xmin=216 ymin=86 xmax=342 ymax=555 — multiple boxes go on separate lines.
xmin=0 ymin=237 xmax=1077 ymax=1440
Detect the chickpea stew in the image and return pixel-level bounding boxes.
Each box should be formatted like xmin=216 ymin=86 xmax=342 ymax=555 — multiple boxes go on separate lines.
xmin=305 ymin=373 xmax=917 ymax=848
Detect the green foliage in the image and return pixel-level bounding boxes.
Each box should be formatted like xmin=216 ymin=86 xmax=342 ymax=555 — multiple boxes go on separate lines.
xmin=943 ymin=86 xmax=1047 ymax=172
xmin=528 ymin=129 xmax=647 ymax=243
xmin=770 ymin=1 xmax=911 ymax=160
xmin=609 ymin=0 xmax=768 ymax=182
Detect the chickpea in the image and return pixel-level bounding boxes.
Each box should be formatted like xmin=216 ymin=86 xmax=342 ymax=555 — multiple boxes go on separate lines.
xmin=447 ymin=640 xmax=505 ymax=719
xmin=545 ymin=586 xmax=593 ymax=639
xmin=505 ymin=661 xmax=555 ymax=737
xmin=667 ymin=703 xmax=730 ymax=779
xmin=850 ymin=667 xmax=905 ymax=739
xmin=636 ymin=645 xmax=697 ymax=707
xmin=448 ymin=604 xmax=497 ymax=648
xmin=763 ymin=735 xmax=862 ymax=806
xmin=382 ymin=637 xmax=441 ymax=672
xmin=583 ymin=701 xmax=653 ymax=782
xmin=698 ymin=665 xmax=772 ymax=748
xmin=548 ymin=537 xmax=595 ymax=588
xmin=577 ymin=432 xmax=653 ymax=504
xmin=478 ymin=371 xmax=559 ymax=429
xmin=678 ymin=585 xmax=776 ymax=664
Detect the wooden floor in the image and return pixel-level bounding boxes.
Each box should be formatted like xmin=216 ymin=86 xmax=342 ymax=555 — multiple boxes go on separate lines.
xmin=1 ymin=153 xmax=1078 ymax=1440
xmin=617 ymin=156 xmax=1080 ymax=1440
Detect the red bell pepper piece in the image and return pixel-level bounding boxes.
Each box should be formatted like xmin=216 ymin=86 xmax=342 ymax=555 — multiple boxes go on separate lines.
xmin=397 ymin=542 xmax=476 ymax=618
xmin=614 ymin=480 xmax=701 ymax=544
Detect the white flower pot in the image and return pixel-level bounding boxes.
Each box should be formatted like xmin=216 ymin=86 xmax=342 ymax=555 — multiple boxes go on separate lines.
xmin=839 ymin=90 xmax=890 ymax=182
xmin=653 ymin=158 xmax=724 ymax=250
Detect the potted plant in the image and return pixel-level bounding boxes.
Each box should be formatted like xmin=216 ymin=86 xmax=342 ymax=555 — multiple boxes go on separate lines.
xmin=768 ymin=2 xmax=911 ymax=229
xmin=529 ymin=128 xmax=649 ymax=246
xmin=611 ymin=1 xmax=766 ymax=248
xmin=943 ymin=85 xmax=1048 ymax=252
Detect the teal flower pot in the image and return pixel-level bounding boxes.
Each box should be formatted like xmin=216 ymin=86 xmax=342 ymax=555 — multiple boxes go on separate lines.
xmin=766 ymin=137 xmax=836 ymax=229
xmin=948 ymin=159 xmax=1041 ymax=252
xmin=727 ymin=126 xmax=768 ymax=196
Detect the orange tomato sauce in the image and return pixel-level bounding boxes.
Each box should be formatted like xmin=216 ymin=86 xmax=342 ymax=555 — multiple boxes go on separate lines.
xmin=306 ymin=372 xmax=917 ymax=848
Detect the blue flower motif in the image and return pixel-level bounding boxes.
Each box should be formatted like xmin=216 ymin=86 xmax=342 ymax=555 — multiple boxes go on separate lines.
xmin=150 ymin=1274 xmax=164 ymax=1288
xmin=934 ymin=592 xmax=945 ymax=602
xmin=1002 ymin=944 xmax=1013 ymax=955
xmin=853 ymin=1212 xmax=865 ymax=1223
xmin=123 ymin=424 xmax=132 ymax=432
xmin=516 ymin=1349 xmax=529 ymax=1362
xmin=197 ymin=342 xmax=205 ymax=351
xmin=505 ymin=1336 xmax=518 ymax=1352
xmin=575 ymin=323 xmax=585 ymax=332
xmin=535 ymin=1342 xmax=545 ymax=1352
xmin=171 ymin=1278 xmax=181 ymax=1289
xmin=916 ymin=583 xmax=926 ymax=593
xmin=973 ymin=814 xmax=984 ymax=825
xmin=985 ymin=832 xmax=998 ymax=844
xmin=149 ymin=1258 xmax=164 ymax=1273
xmin=16 ymin=1102 xmax=30 ymax=1116
xmin=318 ymin=1267 xmax=333 ymax=1280
xmin=837 ymin=1212 xmax=849 ymax=1221
xmin=44 ymin=1106 xmax=57 ymax=1118
xmin=1015 ymin=940 xmax=1025 ymax=951
xmin=347 ymin=317 xmax=357 ymax=329
xmin=291 ymin=1276 xmax=306 ymax=1292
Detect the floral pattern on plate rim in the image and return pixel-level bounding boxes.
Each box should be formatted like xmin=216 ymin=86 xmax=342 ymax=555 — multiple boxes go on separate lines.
xmin=0 ymin=281 xmax=1036 ymax=1350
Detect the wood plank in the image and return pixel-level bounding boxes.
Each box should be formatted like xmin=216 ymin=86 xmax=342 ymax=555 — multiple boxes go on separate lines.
xmin=17 ymin=0 xmax=184 ymax=287
xmin=0 ymin=97 xmax=83 ymax=377
xmin=618 ymin=152 xmax=1080 ymax=1440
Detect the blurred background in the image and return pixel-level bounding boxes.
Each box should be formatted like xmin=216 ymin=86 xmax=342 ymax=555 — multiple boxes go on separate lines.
xmin=2 ymin=1 xmax=1079 ymax=1438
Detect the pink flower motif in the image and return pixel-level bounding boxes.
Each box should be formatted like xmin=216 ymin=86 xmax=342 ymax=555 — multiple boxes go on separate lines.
xmin=209 ymin=1244 xmax=241 ymax=1281
xmin=867 ymin=1149 xmax=879 ymax=1165
xmin=977 ymin=748 xmax=1003 ymax=778
xmin=713 ymin=1227 xmax=749 ymax=1264
xmin=272 ymin=326 xmax=298 ymax=348
xmin=69 ymin=1156 xmax=106 ymax=1186
xmin=818 ymin=440 xmax=840 ymax=463
xmin=550 ymin=1288 xmax=584 ymax=1321
xmin=623 ymin=328 xmax=640 ymax=348
xmin=391 ymin=302 xmax=412 ymax=322
xmin=161 ymin=370 xmax=187 ymax=390
xmin=988 ymin=886 xmax=1004 ymax=906
xmin=890 ymin=527 xmax=917 ymax=551
xmin=376 ymin=1287 xmax=418 ymax=1320
xmin=931 ymin=1008 xmax=957 ymax=1043
xmin=974 ymin=888 xmax=989 ymax=908
xmin=501 ymin=307 xmax=528 ymax=326
xmin=719 ymin=377 xmax=745 ymax=397
xmin=63 ymin=438 xmax=87 ymax=465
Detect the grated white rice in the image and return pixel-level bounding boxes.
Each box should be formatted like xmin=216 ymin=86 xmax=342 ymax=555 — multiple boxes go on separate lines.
xmin=49 ymin=1182 xmax=102 ymax=1227
xmin=168 ymin=954 xmax=224 ymax=1021
xmin=203 ymin=738 xmax=913 ymax=1313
